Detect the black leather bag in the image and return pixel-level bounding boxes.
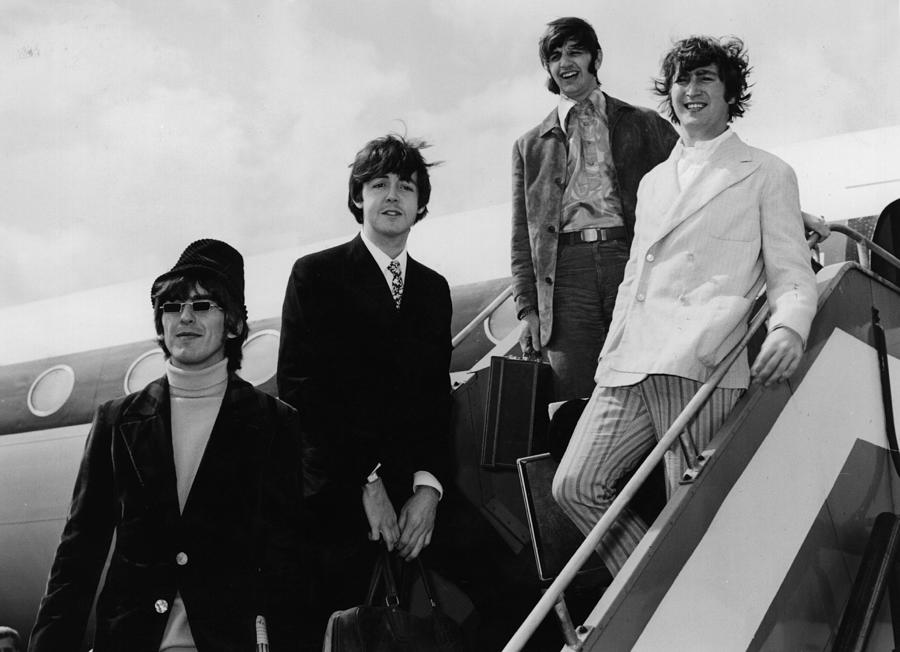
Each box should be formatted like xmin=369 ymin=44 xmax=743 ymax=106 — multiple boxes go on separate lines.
xmin=322 ymin=547 xmax=466 ymax=651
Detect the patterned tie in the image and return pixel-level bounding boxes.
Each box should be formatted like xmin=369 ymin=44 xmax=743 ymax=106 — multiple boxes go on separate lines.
xmin=388 ymin=260 xmax=403 ymax=309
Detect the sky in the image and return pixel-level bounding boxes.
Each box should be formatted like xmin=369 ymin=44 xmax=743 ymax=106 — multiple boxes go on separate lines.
xmin=2 ymin=0 xmax=900 ymax=310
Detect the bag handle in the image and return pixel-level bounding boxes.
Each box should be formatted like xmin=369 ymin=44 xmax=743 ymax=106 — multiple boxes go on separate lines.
xmin=380 ymin=545 xmax=401 ymax=607
xmin=366 ymin=544 xmax=401 ymax=608
xmin=414 ymin=558 xmax=440 ymax=610
xmin=368 ymin=544 xmax=444 ymax=612
xmin=364 ymin=552 xmax=383 ymax=606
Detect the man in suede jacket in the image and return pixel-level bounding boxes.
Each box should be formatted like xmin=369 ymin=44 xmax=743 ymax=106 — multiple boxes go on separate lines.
xmin=512 ymin=17 xmax=677 ymax=400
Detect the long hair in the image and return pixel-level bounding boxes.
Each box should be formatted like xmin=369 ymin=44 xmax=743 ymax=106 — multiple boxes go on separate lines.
xmin=653 ymin=36 xmax=752 ymax=124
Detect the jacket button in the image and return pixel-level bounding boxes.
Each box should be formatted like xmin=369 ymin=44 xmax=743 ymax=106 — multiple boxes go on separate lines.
xmin=176 ymin=552 xmax=188 ymax=566
xmin=646 ymin=253 xmax=655 ymax=262
xmin=154 ymin=599 xmax=169 ymax=614
xmin=547 ymin=225 xmax=556 ymax=233
xmin=554 ymin=177 xmax=564 ymax=188
xmin=636 ymin=293 xmax=646 ymax=302
xmin=544 ymin=277 xmax=553 ymax=285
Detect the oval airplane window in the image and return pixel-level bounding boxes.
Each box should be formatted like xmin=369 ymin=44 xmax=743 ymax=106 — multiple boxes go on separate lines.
xmin=484 ymin=295 xmax=518 ymax=344
xmin=27 ymin=364 xmax=76 ymax=417
xmin=124 ymin=348 xmax=166 ymax=394
xmin=238 ymin=329 xmax=280 ymax=387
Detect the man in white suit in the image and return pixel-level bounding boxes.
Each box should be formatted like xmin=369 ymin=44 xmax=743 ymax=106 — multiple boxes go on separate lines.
xmin=552 ymin=36 xmax=818 ymax=574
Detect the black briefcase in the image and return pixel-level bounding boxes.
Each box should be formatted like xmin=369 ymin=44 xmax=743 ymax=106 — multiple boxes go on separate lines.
xmin=480 ymin=356 xmax=552 ymax=469
xmin=517 ymin=452 xmax=609 ymax=582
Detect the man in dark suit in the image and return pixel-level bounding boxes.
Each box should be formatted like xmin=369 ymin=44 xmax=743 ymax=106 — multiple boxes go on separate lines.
xmin=512 ymin=17 xmax=678 ymax=401
xmin=30 ymin=239 xmax=310 ymax=651
xmin=277 ymin=135 xmax=452 ymax=636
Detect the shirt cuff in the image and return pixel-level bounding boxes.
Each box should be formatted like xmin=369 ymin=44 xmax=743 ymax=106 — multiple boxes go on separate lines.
xmin=366 ymin=462 xmax=382 ymax=484
xmin=413 ymin=471 xmax=443 ymax=500
xmin=770 ymin=324 xmax=807 ymax=349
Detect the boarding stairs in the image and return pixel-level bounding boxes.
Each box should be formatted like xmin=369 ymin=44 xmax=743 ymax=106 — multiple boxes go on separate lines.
xmin=480 ymin=226 xmax=900 ymax=651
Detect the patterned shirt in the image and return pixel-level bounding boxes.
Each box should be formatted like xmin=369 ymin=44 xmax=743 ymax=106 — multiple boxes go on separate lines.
xmin=559 ymin=88 xmax=625 ymax=232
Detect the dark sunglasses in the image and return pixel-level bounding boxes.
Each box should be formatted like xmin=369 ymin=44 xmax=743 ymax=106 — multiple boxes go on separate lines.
xmin=159 ymin=300 xmax=222 ymax=314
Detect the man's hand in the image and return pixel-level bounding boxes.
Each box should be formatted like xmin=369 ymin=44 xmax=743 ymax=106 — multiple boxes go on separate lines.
xmin=518 ymin=311 xmax=541 ymax=358
xmin=362 ymin=479 xmax=400 ymax=550
xmin=751 ymin=327 xmax=804 ymax=387
xmin=396 ymin=486 xmax=439 ymax=561
xmin=802 ymin=211 xmax=830 ymax=241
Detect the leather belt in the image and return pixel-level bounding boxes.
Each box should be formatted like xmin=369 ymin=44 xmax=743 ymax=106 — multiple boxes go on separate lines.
xmin=558 ymin=226 xmax=627 ymax=245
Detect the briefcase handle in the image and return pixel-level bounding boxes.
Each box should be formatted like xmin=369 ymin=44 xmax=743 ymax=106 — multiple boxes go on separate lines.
xmin=365 ymin=544 xmax=442 ymax=611
xmin=508 ymin=352 xmax=543 ymax=362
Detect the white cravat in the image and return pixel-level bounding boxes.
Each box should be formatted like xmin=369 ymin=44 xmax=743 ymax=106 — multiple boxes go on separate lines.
xmin=676 ymin=128 xmax=734 ymax=189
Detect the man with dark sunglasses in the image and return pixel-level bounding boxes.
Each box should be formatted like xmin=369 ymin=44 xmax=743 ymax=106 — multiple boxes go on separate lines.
xmin=30 ymin=239 xmax=313 ymax=651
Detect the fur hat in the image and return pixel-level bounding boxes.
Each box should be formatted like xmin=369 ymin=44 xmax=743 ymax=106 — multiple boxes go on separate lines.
xmin=151 ymin=239 xmax=245 ymax=308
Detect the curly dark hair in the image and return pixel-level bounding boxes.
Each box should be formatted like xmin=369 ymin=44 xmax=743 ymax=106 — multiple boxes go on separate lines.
xmin=538 ymin=17 xmax=602 ymax=95
xmin=653 ymin=36 xmax=752 ymax=125
xmin=151 ymin=273 xmax=249 ymax=372
xmin=347 ymin=134 xmax=436 ymax=224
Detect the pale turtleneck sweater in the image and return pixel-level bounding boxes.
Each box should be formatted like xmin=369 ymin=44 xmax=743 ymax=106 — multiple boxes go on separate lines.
xmin=159 ymin=357 xmax=228 ymax=652
xmin=676 ymin=127 xmax=734 ymax=190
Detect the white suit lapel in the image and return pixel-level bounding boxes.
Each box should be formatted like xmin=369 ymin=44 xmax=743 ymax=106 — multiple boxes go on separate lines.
xmin=654 ymin=133 xmax=760 ymax=239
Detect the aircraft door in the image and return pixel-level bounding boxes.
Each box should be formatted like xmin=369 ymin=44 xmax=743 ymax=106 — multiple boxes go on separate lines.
xmin=872 ymin=199 xmax=900 ymax=286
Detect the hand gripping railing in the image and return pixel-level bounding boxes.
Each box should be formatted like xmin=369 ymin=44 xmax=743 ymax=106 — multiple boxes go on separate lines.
xmin=451 ymin=285 xmax=513 ymax=350
xmin=503 ymin=228 xmax=858 ymax=652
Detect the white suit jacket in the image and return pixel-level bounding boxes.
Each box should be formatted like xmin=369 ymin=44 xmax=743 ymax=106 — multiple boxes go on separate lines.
xmin=595 ymin=132 xmax=818 ymax=389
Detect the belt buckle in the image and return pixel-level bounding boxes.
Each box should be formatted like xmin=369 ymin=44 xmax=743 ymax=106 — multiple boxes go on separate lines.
xmin=581 ymin=229 xmax=600 ymax=243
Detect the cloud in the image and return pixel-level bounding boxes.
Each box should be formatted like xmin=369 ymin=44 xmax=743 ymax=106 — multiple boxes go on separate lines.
xmin=1 ymin=0 xmax=899 ymax=316
xmin=0 ymin=0 xmax=423 ymax=306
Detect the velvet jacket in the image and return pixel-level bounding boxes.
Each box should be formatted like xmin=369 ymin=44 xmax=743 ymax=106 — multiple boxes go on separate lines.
xmin=276 ymin=234 xmax=452 ymax=530
xmin=29 ymin=376 xmax=306 ymax=652
xmin=511 ymin=93 xmax=678 ymax=346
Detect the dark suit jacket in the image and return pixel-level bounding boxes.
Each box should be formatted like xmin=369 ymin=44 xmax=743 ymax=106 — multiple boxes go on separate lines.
xmin=511 ymin=93 xmax=678 ymax=345
xmin=277 ymin=234 xmax=452 ymax=528
xmin=29 ymin=376 xmax=306 ymax=652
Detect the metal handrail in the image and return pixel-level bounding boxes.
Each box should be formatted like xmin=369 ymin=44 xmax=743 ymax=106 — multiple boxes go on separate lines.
xmin=505 ymin=225 xmax=900 ymax=650
xmin=502 ymin=292 xmax=773 ymax=651
xmin=829 ymin=223 xmax=900 ymax=272
xmin=450 ymin=284 xmax=513 ymax=350
xmin=503 ymin=229 xmax=831 ymax=651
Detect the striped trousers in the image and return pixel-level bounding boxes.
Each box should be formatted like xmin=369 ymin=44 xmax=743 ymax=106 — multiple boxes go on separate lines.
xmin=552 ymin=375 xmax=743 ymax=575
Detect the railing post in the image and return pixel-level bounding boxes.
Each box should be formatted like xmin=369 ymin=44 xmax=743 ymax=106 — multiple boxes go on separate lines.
xmin=549 ymin=591 xmax=581 ymax=649
xmin=857 ymin=241 xmax=871 ymax=269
